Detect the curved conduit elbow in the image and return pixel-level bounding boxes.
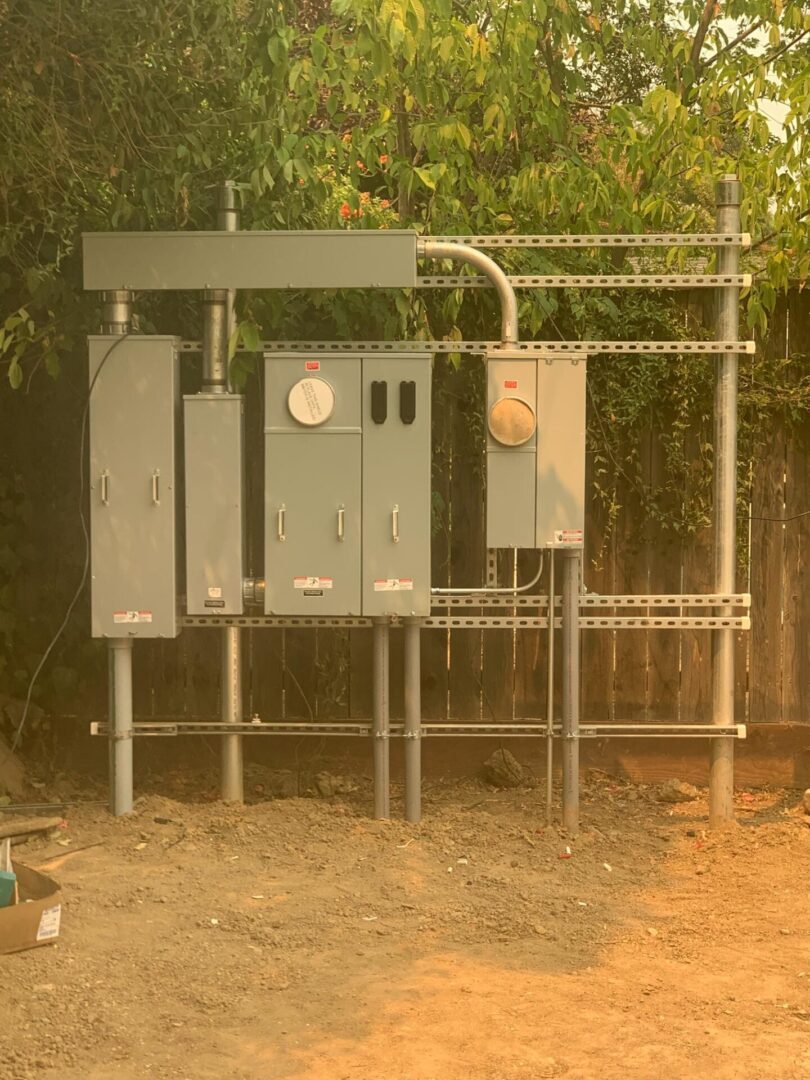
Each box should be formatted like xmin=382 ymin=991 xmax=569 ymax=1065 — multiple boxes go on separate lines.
xmin=417 ymin=240 xmax=519 ymax=346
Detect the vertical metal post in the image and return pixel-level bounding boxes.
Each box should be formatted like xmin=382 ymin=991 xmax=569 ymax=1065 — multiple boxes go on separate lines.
xmin=545 ymin=551 xmax=555 ymax=826
xmin=372 ymin=618 xmax=391 ymax=819
xmin=110 ymin=639 xmax=134 ymax=816
xmin=102 ymin=291 xmax=134 ymax=816
xmin=404 ymin=618 xmax=422 ymax=823
xmin=221 ymin=625 xmax=244 ymax=802
xmin=204 ymin=181 xmax=244 ymax=802
xmin=561 ymin=548 xmax=580 ymax=833
xmin=710 ymin=174 xmax=742 ymax=825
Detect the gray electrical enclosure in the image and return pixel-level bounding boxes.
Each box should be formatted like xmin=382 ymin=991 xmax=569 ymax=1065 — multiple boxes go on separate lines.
xmin=263 ymin=351 xmax=432 ymax=616
xmin=184 ymin=395 xmax=245 ymax=615
xmin=88 ymin=335 xmax=180 ymax=638
xmin=264 ymin=355 xmax=362 ymax=615
xmin=485 ymin=353 xmax=586 ymax=550
xmin=536 ymin=358 xmax=587 ymax=548
xmin=486 ymin=357 xmax=537 ymax=548
xmin=362 ymin=356 xmax=432 ymax=617
xmin=83 ymin=231 xmax=418 ymax=292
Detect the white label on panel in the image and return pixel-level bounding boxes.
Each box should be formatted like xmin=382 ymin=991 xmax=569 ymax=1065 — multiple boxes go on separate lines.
xmin=207 ymin=586 xmax=222 ymax=599
xmin=374 ymin=578 xmax=414 ymax=592
xmin=113 ymin=610 xmax=153 ymax=624
xmin=293 ymin=576 xmax=334 ymax=589
xmin=553 ymin=530 xmax=584 ymax=545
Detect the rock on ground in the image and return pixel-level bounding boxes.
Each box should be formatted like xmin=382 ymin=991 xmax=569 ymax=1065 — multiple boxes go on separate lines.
xmin=657 ymin=778 xmax=700 ymax=803
xmin=481 ymin=748 xmax=524 ymax=788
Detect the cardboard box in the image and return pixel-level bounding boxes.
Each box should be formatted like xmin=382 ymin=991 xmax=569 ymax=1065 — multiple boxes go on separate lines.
xmin=0 ymin=861 xmax=62 ymax=955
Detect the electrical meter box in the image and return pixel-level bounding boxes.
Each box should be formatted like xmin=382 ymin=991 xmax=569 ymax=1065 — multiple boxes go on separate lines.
xmin=263 ymin=351 xmax=431 ymax=616
xmin=184 ymin=394 xmax=245 ymax=615
xmin=88 ymin=335 xmax=180 ymax=638
xmin=485 ymin=353 xmax=586 ymax=550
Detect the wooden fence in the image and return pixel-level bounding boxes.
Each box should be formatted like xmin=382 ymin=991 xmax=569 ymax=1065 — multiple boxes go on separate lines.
xmin=2 ymin=293 xmax=808 ymax=729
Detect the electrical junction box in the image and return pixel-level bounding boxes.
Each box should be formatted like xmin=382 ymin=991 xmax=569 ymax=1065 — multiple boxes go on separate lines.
xmin=184 ymin=394 xmax=245 ymax=615
xmin=485 ymin=352 xmax=586 ymax=550
xmin=263 ymin=351 xmax=431 ymax=616
xmin=88 ymin=335 xmax=180 ymax=638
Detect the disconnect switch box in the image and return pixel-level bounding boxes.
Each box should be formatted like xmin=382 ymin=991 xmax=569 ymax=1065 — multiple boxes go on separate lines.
xmin=88 ymin=335 xmax=180 ymax=638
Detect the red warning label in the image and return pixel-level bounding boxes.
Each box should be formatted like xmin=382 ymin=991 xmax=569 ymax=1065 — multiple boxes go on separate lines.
xmin=305 ymin=360 xmax=321 ymax=371
xmin=504 ymin=379 xmax=518 ymax=389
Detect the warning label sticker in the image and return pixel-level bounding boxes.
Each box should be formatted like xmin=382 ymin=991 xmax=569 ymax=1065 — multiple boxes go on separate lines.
xmin=207 ymin=586 xmax=222 ymax=599
xmin=36 ymin=904 xmax=62 ymax=942
xmin=294 ymin=576 xmax=334 ymax=590
xmin=305 ymin=360 xmax=321 ymax=371
xmin=374 ymin=578 xmax=414 ymax=592
xmin=504 ymin=379 xmax=518 ymax=389
xmin=553 ymin=530 xmax=584 ymax=545
xmin=113 ymin=610 xmax=153 ymax=624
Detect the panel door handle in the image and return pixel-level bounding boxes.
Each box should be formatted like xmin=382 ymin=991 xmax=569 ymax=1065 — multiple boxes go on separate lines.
xmin=151 ymin=469 xmax=161 ymax=506
xmin=337 ymin=505 xmax=345 ymax=541
xmin=277 ymin=504 xmax=286 ymax=542
xmin=392 ymin=504 xmax=400 ymax=544
xmin=100 ymin=470 xmax=110 ymax=506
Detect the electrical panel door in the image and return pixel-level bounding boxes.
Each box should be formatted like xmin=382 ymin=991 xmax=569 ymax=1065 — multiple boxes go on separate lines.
xmin=485 ymin=356 xmax=537 ymax=549
xmin=362 ymin=356 xmax=432 ymax=616
xmin=264 ymin=353 xmax=363 ymax=615
xmin=88 ymin=335 xmax=180 ymax=638
xmin=184 ymin=394 xmax=244 ymax=615
xmin=264 ymin=434 xmax=361 ymax=614
xmin=536 ymin=358 xmax=586 ymax=549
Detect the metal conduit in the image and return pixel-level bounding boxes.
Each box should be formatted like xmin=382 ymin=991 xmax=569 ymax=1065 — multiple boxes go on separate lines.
xmin=418 ymin=240 xmax=519 ymax=345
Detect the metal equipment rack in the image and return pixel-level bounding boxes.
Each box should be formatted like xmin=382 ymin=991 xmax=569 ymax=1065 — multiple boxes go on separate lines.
xmin=85 ymin=176 xmax=749 ymax=830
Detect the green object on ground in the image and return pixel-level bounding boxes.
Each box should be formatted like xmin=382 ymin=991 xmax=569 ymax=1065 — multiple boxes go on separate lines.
xmin=0 ymin=869 xmax=17 ymax=908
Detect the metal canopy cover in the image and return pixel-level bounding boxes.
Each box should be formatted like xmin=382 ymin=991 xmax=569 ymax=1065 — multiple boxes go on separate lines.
xmin=82 ymin=230 xmax=419 ymax=291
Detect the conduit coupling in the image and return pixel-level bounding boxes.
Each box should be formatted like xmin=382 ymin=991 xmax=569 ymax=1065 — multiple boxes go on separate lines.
xmin=417 ymin=240 xmax=519 ymax=346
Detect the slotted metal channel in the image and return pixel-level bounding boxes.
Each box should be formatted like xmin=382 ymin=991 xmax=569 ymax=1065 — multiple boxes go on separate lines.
xmin=180 ymin=339 xmax=755 ymax=355
xmin=417 ymin=274 xmax=752 ymax=289
xmin=429 ymin=233 xmax=751 ymax=248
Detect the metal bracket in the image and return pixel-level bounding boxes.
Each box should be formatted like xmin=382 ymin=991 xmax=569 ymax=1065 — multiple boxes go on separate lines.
xmin=181 ymin=339 xmax=755 ymax=357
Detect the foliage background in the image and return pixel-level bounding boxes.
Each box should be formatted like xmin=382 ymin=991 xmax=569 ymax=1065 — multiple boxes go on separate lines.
xmin=1 ymin=0 xmax=810 ymax=723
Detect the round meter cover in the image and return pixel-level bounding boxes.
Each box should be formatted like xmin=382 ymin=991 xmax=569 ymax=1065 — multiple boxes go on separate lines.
xmin=488 ymin=397 xmax=537 ymax=446
xmin=287 ymin=377 xmax=336 ymax=426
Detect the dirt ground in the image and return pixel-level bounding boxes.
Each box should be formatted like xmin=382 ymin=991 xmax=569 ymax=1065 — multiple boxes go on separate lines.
xmin=2 ymin=767 xmax=810 ymax=1080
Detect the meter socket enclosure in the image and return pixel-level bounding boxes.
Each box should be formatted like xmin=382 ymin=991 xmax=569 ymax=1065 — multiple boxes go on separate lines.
xmin=263 ymin=351 xmax=431 ymax=617
xmin=486 ymin=352 xmax=586 ymax=550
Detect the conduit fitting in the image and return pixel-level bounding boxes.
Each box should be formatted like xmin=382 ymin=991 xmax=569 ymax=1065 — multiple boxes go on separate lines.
xmin=431 ymin=552 xmax=544 ymax=597
xmin=418 ymin=239 xmax=519 ymax=346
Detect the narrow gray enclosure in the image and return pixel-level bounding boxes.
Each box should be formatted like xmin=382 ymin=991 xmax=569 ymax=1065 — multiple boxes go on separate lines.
xmin=88 ymin=335 xmax=180 ymax=638
xmin=184 ymin=394 xmax=245 ymax=616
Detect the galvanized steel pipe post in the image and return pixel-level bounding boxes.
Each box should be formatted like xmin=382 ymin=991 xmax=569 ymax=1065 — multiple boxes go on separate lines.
xmin=207 ymin=181 xmax=244 ymax=802
xmin=404 ymin=618 xmax=423 ymax=823
xmin=710 ymin=175 xmax=742 ymax=825
xmin=561 ymin=548 xmax=581 ymax=833
xmin=102 ymin=291 xmax=134 ymax=816
xmin=372 ymin=618 xmax=391 ymax=819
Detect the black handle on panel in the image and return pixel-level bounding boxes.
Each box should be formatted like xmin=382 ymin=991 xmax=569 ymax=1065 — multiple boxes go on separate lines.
xmin=399 ymin=380 xmax=416 ymax=424
xmin=371 ymin=380 xmax=388 ymax=424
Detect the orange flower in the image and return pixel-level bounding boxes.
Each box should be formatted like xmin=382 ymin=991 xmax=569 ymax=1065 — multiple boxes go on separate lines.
xmin=359 ymin=191 xmax=370 ymax=203
xmin=356 ymin=159 xmax=366 ymax=171
xmin=380 ymin=198 xmax=391 ymax=208
xmin=379 ymin=154 xmax=389 ymax=165
xmin=339 ymin=202 xmax=351 ymax=219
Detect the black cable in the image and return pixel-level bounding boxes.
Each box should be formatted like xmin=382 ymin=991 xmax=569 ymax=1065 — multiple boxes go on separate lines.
xmin=750 ymin=510 xmax=810 ymax=523
xmin=7 ymin=333 xmax=133 ymax=756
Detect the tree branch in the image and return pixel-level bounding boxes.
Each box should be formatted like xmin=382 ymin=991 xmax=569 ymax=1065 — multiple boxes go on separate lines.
xmin=689 ymin=0 xmax=716 ymax=72
xmin=703 ymin=19 xmax=764 ymax=69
